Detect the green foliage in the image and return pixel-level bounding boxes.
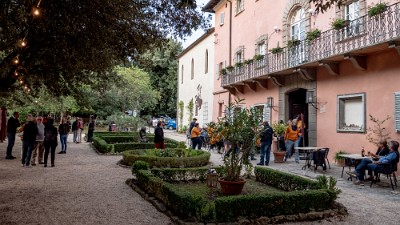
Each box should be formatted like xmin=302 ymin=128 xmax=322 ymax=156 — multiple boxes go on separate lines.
xmin=234 ymin=62 xmax=243 ymax=68
xmin=186 ymin=99 xmax=194 ymax=124
xmin=114 ymin=142 xmax=178 ymax=153
xmin=309 ymin=0 xmax=345 ymax=13
xmin=253 ymin=54 xmax=264 ymax=61
xmin=215 ymin=98 xmax=262 ymax=181
xmin=220 ymin=68 xmax=227 ymax=75
xmin=270 ymin=47 xmax=283 ymax=54
xmin=316 ymin=175 xmax=341 ymax=198
xmin=0 ymin=1 xmax=208 ymax=95
xmin=306 ymin=29 xmax=321 ymax=41
xmin=287 ymin=39 xmax=301 ymax=48
xmin=368 ymin=3 xmax=387 ymax=17
xmin=132 ymin=160 xmax=149 ymax=174
xmin=106 ymin=113 xmax=146 ymax=132
xmin=271 ymin=121 xmax=287 ymax=137
xmin=254 ymin=167 xmax=320 ymax=191
xmin=122 ymin=149 xmax=210 ymax=167
xmin=334 ymin=150 xmax=348 ymax=161
xmin=244 ymin=59 xmax=253 ymax=65
xmin=178 ymin=100 xmax=184 ymax=131
xmin=150 ymin=167 xmax=209 ymax=182
xmin=92 ymin=136 xmax=114 ymax=153
xmin=226 ymin=65 xmax=234 ymax=71
xmin=331 ymin=18 xmax=349 ymax=30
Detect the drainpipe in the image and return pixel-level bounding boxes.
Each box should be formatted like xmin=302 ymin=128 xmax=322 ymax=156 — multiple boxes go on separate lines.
xmin=227 ymin=0 xmax=232 ymax=104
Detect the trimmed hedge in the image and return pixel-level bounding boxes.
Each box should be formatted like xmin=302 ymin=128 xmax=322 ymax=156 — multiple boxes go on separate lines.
xmin=92 ymin=136 xmax=113 ymax=153
xmin=134 ymin=168 xmax=337 ymax=223
xmin=114 ymin=142 xmax=177 ymax=153
xmin=254 ymin=166 xmax=320 ymax=191
xmin=150 ymin=167 xmax=209 ymax=182
xmin=122 ymin=149 xmax=210 ymax=168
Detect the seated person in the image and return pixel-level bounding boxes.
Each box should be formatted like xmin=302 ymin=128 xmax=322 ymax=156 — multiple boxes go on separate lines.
xmin=369 ymin=140 xmax=390 ymax=161
xmin=139 ymin=127 xmax=148 ymax=143
xmin=349 ymin=140 xmax=399 ymax=185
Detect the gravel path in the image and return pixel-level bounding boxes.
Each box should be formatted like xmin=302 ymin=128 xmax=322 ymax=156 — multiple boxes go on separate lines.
xmin=0 ymin=136 xmax=172 ymax=225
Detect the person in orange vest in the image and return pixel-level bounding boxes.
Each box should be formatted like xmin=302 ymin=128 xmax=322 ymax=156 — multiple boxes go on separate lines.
xmin=284 ymin=119 xmax=299 ymax=162
xmin=190 ymin=123 xmax=202 ymax=150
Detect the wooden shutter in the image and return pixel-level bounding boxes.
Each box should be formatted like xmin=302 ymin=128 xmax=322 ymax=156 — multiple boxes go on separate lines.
xmin=395 ymin=92 xmax=400 ymax=132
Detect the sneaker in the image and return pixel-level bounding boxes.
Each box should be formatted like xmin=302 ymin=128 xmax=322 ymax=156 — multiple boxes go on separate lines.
xmin=5 ymin=156 xmax=16 ymax=160
xmin=354 ymin=180 xmax=364 ymax=185
xmin=51 ymin=165 xmax=55 ymax=167
xmin=39 ymin=162 xmax=44 ymax=164
xmin=365 ymin=177 xmax=374 ymax=181
xmin=257 ymin=163 xmax=264 ymax=166
xmin=295 ymin=161 xmax=300 ymax=164
xmin=346 ymin=171 xmax=357 ymax=178
xmin=31 ymin=163 xmax=36 ymax=166
xmin=44 ymin=165 xmax=47 ymax=167
xmin=58 ymin=151 xmax=64 ymax=154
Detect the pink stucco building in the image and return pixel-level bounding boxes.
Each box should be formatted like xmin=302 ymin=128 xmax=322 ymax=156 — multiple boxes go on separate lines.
xmin=203 ymin=0 xmax=400 ymax=159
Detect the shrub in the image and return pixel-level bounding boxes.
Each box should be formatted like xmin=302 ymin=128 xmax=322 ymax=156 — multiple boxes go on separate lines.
xmin=132 ymin=160 xmax=149 ymax=174
xmin=270 ymin=47 xmax=283 ymax=54
xmin=331 ymin=18 xmax=349 ymax=30
xmin=306 ymin=29 xmax=321 ymax=41
xmin=92 ymin=136 xmax=113 ymax=153
xmin=287 ymin=39 xmax=300 ymax=48
xmin=150 ymin=167 xmax=209 ymax=182
xmin=114 ymin=142 xmax=177 ymax=153
xmin=368 ymin=3 xmax=387 ymax=17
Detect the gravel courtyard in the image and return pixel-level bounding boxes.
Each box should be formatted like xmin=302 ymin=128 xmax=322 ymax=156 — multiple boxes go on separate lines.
xmin=1 ymin=130 xmax=400 ymax=225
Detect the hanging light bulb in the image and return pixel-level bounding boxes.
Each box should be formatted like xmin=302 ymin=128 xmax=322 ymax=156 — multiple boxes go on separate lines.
xmin=13 ymin=57 xmax=19 ymax=64
xmin=32 ymin=7 xmax=41 ymax=16
xmin=19 ymin=80 xmax=24 ymax=84
xmin=21 ymin=40 xmax=27 ymax=47
xmin=14 ymin=71 xmax=19 ymax=77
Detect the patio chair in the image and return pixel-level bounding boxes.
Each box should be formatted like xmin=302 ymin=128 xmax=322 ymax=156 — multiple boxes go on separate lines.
xmin=370 ymin=162 xmax=398 ymax=190
xmin=321 ymin=148 xmax=331 ymax=169
xmin=313 ymin=149 xmax=327 ymax=171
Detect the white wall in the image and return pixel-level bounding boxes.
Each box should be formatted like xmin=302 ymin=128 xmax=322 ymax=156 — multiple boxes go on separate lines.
xmin=177 ymin=31 xmax=215 ymax=130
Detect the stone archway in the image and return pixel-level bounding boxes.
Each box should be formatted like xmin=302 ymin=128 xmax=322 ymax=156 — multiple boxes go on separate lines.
xmin=281 ymin=0 xmax=311 ymax=44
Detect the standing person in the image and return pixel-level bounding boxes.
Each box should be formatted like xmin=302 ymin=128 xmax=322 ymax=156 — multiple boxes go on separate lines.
xmin=71 ymin=118 xmax=78 ymax=143
xmin=58 ymin=119 xmax=70 ymax=154
xmin=5 ymin=111 xmax=20 ymax=159
xmin=295 ymin=114 xmax=306 ymax=148
xmin=43 ymin=118 xmax=58 ymax=167
xmin=190 ymin=123 xmax=202 ymax=150
xmin=257 ymin=121 xmax=274 ymax=166
xmin=0 ymin=107 xmax=7 ymax=143
xmin=31 ymin=116 xmax=45 ymax=165
xmin=189 ymin=118 xmax=197 ymax=134
xmin=154 ymin=121 xmax=165 ymax=149
xmin=87 ymin=115 xmax=95 ymax=142
xmin=284 ymin=119 xmax=299 ymax=162
xmin=76 ymin=117 xmax=83 ymax=143
xmin=21 ymin=114 xmax=38 ymax=167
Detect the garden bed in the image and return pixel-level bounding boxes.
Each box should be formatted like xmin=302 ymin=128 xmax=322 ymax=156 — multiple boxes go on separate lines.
xmin=128 ymin=166 xmax=347 ymax=224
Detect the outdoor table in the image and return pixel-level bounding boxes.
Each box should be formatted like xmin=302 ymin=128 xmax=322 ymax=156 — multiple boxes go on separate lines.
xmin=338 ymin=154 xmax=370 ymax=179
xmin=294 ymin=147 xmax=327 ymax=170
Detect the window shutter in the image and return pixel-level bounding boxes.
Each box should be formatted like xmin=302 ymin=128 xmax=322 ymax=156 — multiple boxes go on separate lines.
xmin=263 ymin=104 xmax=271 ymax=124
xmin=216 ymin=64 xmax=219 ymax=80
xmin=395 ymin=92 xmax=400 ymax=132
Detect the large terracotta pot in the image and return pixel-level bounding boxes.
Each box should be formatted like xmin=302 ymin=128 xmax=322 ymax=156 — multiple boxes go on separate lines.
xmin=218 ymin=178 xmax=246 ymax=195
xmin=273 ymin=151 xmax=285 ymax=163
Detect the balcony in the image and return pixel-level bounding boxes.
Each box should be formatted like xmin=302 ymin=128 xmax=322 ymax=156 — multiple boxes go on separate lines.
xmin=222 ymin=2 xmax=400 ymax=89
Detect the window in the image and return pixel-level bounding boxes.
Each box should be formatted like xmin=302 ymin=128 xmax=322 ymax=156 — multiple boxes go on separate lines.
xmin=205 ymin=50 xmax=208 ymax=74
xmin=181 ymin=65 xmax=184 ymax=84
xmin=203 ymin=101 xmax=208 ymax=124
xmin=218 ymin=103 xmax=223 ymax=117
xmin=395 ymin=92 xmax=400 ymax=132
xmin=255 ymin=36 xmax=267 ymax=56
xmin=290 ymin=7 xmax=306 ymax=41
xmin=344 ymin=0 xmax=361 ymax=37
xmin=191 ymin=58 xmax=194 ymax=80
xmin=234 ymin=47 xmax=244 ymax=63
xmin=236 ymin=0 xmax=244 ymax=14
xmin=337 ymin=93 xmax=366 ymax=133
xmin=220 ymin=12 xmax=225 ymax=25
xmin=217 ymin=62 xmax=223 ymax=80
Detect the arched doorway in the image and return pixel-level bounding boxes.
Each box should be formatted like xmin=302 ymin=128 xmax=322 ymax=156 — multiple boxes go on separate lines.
xmin=287 ymin=88 xmax=308 ymax=146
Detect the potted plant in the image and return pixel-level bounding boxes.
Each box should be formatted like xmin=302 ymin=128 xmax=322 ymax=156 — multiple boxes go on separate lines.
xmin=215 ymin=98 xmax=262 ymax=195
xmin=334 ymin=150 xmax=348 ymax=167
xmin=287 ymin=39 xmax=300 ymax=48
xmin=235 ymin=61 xmax=243 ymax=68
xmin=306 ymin=29 xmax=321 ymax=41
xmin=271 ymin=121 xmax=287 ymax=163
xmin=220 ymin=68 xmax=227 ymax=75
xmin=331 ymin=18 xmax=350 ymax=30
xmin=226 ymin=65 xmax=234 ymax=72
xmin=270 ymin=46 xmax=283 ymax=54
xmin=253 ymin=54 xmax=264 ymax=61
xmin=368 ymin=2 xmax=388 ymax=17
xmin=244 ymin=59 xmax=253 ymax=65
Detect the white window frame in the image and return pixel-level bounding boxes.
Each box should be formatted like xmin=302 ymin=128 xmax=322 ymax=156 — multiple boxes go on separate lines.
xmin=236 ymin=0 xmax=244 ymax=14
xmin=337 ymin=92 xmax=366 ymax=133
xmin=220 ymin=12 xmax=225 ymax=26
xmin=344 ymin=0 xmax=360 ymax=38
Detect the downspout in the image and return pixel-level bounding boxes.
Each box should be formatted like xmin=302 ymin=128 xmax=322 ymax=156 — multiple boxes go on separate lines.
xmin=227 ymin=0 xmax=232 ymax=104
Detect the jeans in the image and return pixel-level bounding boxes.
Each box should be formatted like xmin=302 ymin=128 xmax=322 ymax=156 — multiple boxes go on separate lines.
xmin=285 ymin=140 xmax=296 ymax=161
xmin=22 ymin=140 xmax=35 ymax=166
xmin=44 ymin=141 xmax=56 ymax=166
xmin=73 ymin=130 xmax=78 ymax=143
xmin=259 ymin=142 xmax=272 ymax=165
xmin=60 ymin=134 xmax=68 ymax=152
xmin=191 ymin=137 xmax=202 ymax=150
xmin=355 ymin=158 xmax=373 ymax=181
xmin=77 ymin=129 xmax=82 ymax=143
xmin=6 ymin=132 xmax=16 ymax=157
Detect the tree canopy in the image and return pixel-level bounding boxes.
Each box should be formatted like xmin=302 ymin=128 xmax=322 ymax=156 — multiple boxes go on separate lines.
xmin=0 ymin=0 xmax=209 ymax=95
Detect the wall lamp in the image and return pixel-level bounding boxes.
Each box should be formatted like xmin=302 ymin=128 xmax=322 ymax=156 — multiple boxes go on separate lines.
xmin=267 ymin=97 xmax=278 ymax=112
xmin=308 ymin=8 xmax=318 ymax=17
xmin=306 ymin=90 xmax=319 ymax=109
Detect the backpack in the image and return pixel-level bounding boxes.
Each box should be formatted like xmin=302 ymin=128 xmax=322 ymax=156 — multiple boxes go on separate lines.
xmin=44 ymin=128 xmax=54 ymax=141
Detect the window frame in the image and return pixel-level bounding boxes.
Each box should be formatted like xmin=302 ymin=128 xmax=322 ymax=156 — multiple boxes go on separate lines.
xmin=336 ymin=92 xmax=366 ymax=133
xmin=236 ymin=0 xmax=244 ymax=14
xmin=191 ymin=58 xmax=194 ymax=80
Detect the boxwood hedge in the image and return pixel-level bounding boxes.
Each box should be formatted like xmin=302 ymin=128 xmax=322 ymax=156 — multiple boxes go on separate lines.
xmin=122 ymin=149 xmax=210 ymax=168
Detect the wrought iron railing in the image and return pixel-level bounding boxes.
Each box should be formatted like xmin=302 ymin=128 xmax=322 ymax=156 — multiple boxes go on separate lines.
xmin=221 ymin=2 xmax=400 ymax=86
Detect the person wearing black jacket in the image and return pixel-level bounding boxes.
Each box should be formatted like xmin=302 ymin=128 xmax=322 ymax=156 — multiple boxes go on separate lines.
xmin=154 ymin=121 xmax=165 ymax=149
xmin=22 ymin=114 xmax=38 ymax=167
xmin=43 ymin=118 xmax=58 ymax=167
xmin=6 ymin=111 xmax=20 ymax=159
xmin=257 ymin=121 xmax=274 ymax=166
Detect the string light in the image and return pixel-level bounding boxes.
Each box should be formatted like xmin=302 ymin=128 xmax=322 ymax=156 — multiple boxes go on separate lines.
xmin=13 ymin=57 xmax=19 ymax=64
xmin=32 ymin=7 xmax=41 ymax=16
xmin=14 ymin=71 xmax=19 ymax=77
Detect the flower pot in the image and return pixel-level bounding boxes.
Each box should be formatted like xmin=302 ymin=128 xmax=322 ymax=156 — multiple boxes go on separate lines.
xmin=336 ymin=158 xmax=345 ymax=167
xmin=218 ymin=178 xmax=246 ymax=195
xmin=273 ymin=151 xmax=285 ymax=163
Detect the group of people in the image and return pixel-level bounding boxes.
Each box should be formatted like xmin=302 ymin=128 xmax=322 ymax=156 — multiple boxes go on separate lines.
xmin=2 ymin=110 xmax=95 ymax=167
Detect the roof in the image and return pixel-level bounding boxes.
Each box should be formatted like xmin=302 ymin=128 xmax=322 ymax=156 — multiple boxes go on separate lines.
xmin=177 ymin=27 xmax=215 ymax=59
xmin=202 ymin=0 xmax=221 ymax=13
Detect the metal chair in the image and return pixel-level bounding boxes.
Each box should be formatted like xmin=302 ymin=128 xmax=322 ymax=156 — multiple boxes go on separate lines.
xmin=370 ymin=163 xmax=398 ymax=190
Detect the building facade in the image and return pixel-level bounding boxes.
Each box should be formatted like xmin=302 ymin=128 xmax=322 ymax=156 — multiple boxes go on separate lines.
xmin=203 ymin=0 xmax=400 ymax=157
xmin=177 ymin=28 xmax=215 ymax=130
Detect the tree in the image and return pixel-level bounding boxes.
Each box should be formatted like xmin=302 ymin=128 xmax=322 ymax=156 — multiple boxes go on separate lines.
xmin=309 ymin=0 xmax=345 ymax=13
xmin=0 ymin=0 xmax=209 ymax=95
xmin=138 ymin=39 xmax=183 ymax=117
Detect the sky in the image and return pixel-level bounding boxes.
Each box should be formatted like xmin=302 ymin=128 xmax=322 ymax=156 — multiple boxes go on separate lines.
xmin=181 ymin=0 xmax=215 ymax=49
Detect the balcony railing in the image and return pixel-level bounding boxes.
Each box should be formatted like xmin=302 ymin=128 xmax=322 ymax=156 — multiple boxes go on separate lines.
xmin=222 ymin=2 xmax=400 ymax=87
